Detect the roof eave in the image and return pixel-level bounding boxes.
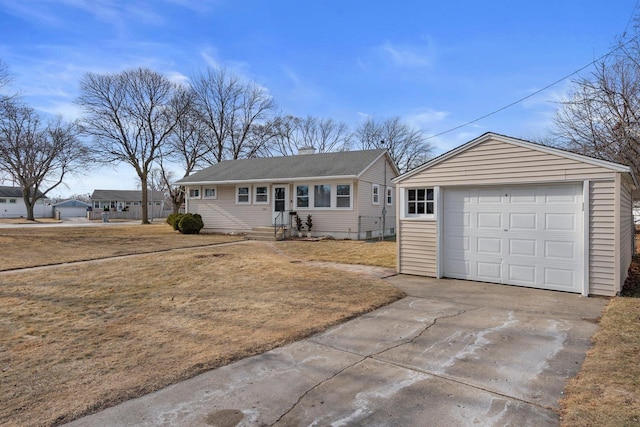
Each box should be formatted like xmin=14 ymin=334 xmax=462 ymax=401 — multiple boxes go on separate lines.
xmin=175 ymin=175 xmax=360 ymax=186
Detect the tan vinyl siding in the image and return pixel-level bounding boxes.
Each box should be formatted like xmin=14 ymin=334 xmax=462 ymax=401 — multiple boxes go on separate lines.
xmin=188 ymin=185 xmax=270 ymax=232
xmin=357 ymin=155 xmax=397 ymax=227
xmin=589 ymin=181 xmax=617 ymax=296
xmin=400 ymin=139 xmax=616 ymax=187
xmin=398 ymin=220 xmax=437 ymax=276
xmin=619 ymin=175 xmax=634 ymax=289
xmin=292 ymin=180 xmax=358 ymax=235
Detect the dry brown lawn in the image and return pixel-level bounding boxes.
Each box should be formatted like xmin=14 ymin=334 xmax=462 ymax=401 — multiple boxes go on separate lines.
xmin=275 ymin=239 xmax=396 ymax=268
xmin=560 ymin=249 xmax=640 ymax=426
xmin=560 ymin=297 xmax=640 ymax=426
xmin=0 ymin=224 xmax=241 ymax=270
xmin=0 ymin=234 xmax=403 ymax=426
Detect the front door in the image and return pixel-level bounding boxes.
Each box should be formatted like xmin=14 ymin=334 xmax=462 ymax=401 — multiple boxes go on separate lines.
xmin=273 ymin=185 xmax=288 ymax=224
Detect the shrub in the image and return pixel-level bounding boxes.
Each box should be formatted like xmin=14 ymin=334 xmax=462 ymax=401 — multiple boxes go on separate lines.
xmin=167 ymin=213 xmax=184 ymax=231
xmin=178 ymin=213 xmax=204 ymax=234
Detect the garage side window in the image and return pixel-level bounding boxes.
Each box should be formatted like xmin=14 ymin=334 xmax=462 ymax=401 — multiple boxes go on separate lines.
xmin=407 ymin=188 xmax=434 ymax=216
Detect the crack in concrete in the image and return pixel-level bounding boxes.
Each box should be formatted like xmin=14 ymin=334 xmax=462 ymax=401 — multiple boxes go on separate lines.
xmin=371 ymin=308 xmax=474 ymax=358
xmin=270 ymin=357 xmax=368 ymax=426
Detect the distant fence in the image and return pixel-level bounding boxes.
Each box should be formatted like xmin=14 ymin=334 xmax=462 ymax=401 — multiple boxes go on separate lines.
xmin=88 ymin=208 xmax=172 ymax=221
xmin=357 ymin=215 xmax=395 ymax=240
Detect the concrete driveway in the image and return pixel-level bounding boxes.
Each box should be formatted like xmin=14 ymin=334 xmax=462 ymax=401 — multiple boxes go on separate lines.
xmin=67 ymin=275 xmax=606 ymax=427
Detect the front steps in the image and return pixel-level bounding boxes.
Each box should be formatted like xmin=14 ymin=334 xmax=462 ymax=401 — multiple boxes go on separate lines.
xmin=245 ymin=226 xmax=288 ymax=241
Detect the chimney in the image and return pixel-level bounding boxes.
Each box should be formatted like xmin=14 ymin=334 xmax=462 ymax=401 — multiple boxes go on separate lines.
xmin=297 ymin=146 xmax=316 ymax=155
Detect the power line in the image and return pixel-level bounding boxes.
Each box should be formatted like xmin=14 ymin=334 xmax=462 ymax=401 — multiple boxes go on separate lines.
xmin=425 ymin=32 xmax=640 ymax=141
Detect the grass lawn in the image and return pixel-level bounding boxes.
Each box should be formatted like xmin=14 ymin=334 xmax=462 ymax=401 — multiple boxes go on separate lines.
xmin=560 ymin=254 xmax=640 ymax=426
xmin=0 ymin=228 xmax=403 ymax=426
xmin=0 ymin=224 xmax=242 ymax=271
xmin=275 ymin=239 xmax=396 ymax=269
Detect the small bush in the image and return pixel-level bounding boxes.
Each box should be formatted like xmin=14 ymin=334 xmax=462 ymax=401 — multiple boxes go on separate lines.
xmin=178 ymin=213 xmax=204 ymax=234
xmin=167 ymin=213 xmax=185 ymax=231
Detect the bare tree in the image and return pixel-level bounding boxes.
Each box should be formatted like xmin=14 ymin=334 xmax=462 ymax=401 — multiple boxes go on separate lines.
xmin=552 ymin=31 xmax=640 ymax=178
xmin=355 ymin=117 xmax=432 ymax=172
xmin=77 ymin=67 xmax=190 ymax=224
xmin=266 ymin=115 xmax=352 ymax=156
xmin=191 ymin=67 xmax=275 ymax=163
xmin=0 ymin=59 xmax=10 ymax=98
xmin=0 ymin=100 xmax=87 ymax=220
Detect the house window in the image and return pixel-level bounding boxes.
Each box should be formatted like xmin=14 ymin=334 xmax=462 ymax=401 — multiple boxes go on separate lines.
xmin=372 ymin=184 xmax=380 ymax=205
xmin=407 ymin=188 xmax=434 ymax=216
xmin=203 ymin=187 xmax=217 ymax=199
xmin=236 ymin=186 xmax=250 ymax=204
xmin=336 ymin=184 xmax=351 ymax=208
xmin=189 ymin=188 xmax=200 ymax=198
xmin=93 ymin=201 xmax=100 ymax=208
xmin=386 ymin=187 xmax=393 ymax=206
xmin=9 ymin=199 xmax=16 ymax=204
xmin=255 ymin=186 xmax=268 ymax=204
xmin=0 ymin=198 xmax=5 ymax=203
xmin=314 ymin=184 xmax=331 ymax=208
xmin=296 ymin=185 xmax=309 ymax=208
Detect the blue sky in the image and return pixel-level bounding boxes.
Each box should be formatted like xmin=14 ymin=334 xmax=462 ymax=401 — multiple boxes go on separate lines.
xmin=0 ymin=0 xmax=636 ymax=197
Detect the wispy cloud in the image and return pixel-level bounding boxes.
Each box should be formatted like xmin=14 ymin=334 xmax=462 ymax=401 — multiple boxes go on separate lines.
xmin=378 ymin=38 xmax=436 ymax=68
xmin=405 ymin=108 xmax=450 ymax=129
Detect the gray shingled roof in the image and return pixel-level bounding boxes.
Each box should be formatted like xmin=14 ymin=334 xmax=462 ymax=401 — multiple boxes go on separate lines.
xmin=0 ymin=186 xmax=44 ymax=198
xmin=176 ymin=149 xmax=388 ymax=184
xmin=91 ymin=189 xmax=165 ymax=201
xmin=53 ymin=199 xmax=93 ymax=208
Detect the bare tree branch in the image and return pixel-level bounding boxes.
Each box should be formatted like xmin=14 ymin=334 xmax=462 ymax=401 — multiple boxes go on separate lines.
xmin=76 ymin=68 xmax=190 ymax=224
xmin=0 ymin=99 xmax=87 ymax=220
xmin=355 ymin=116 xmax=432 ymax=172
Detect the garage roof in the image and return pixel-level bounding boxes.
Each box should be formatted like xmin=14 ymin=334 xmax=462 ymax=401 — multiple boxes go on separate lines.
xmin=394 ymin=132 xmax=637 ymax=185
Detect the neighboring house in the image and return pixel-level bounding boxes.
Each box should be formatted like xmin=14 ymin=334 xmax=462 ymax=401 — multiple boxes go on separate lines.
xmin=176 ymin=149 xmax=399 ymax=239
xmin=90 ymin=189 xmax=166 ymax=212
xmin=0 ymin=186 xmax=49 ymax=218
xmin=393 ymin=132 xmax=636 ymax=297
xmin=53 ymin=199 xmax=92 ymax=218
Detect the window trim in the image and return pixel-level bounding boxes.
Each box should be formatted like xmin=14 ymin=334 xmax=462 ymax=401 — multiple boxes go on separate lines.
xmin=313 ymin=184 xmax=332 ymax=208
xmin=403 ymin=187 xmax=435 ymax=219
xmin=294 ymin=182 xmax=353 ymax=210
xmin=372 ymin=183 xmax=380 ymax=205
xmin=203 ymin=187 xmax=217 ymax=199
xmin=254 ymin=185 xmax=269 ymax=204
xmin=236 ymin=185 xmax=251 ymax=204
xmin=386 ymin=186 xmax=393 ymax=206
xmin=295 ymin=185 xmax=309 ymax=209
xmin=188 ymin=188 xmax=201 ymax=199
xmin=335 ymin=183 xmax=352 ymax=209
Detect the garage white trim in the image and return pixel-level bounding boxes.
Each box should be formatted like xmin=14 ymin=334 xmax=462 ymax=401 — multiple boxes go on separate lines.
xmin=442 ymin=183 xmax=584 ymax=293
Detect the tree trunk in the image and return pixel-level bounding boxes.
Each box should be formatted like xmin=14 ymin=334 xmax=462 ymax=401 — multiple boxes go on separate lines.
xmin=23 ymin=194 xmax=35 ymax=221
xmin=140 ymin=175 xmax=150 ymax=225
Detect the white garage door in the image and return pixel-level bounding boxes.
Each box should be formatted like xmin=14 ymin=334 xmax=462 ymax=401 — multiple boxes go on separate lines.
xmin=443 ymin=184 xmax=583 ymax=293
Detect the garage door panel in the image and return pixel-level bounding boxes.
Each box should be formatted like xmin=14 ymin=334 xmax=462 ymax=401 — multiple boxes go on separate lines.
xmin=544 ymin=186 xmax=580 ymax=203
xmin=477 ymin=237 xmax=501 ymax=254
xmin=544 ymin=241 xmax=575 ymax=260
xmin=508 ymin=264 xmax=537 ymax=284
xmin=544 ymin=268 xmax=575 ymax=288
xmin=509 ymin=212 xmax=537 ymax=230
xmin=477 ymin=212 xmax=502 ymax=229
xmin=476 ymin=261 xmax=502 ymax=280
xmin=477 ymin=189 xmax=502 ymax=203
xmin=509 ymin=239 xmax=537 ymax=257
xmin=545 ymin=213 xmax=577 ymax=232
xmin=443 ymin=184 xmax=583 ymax=293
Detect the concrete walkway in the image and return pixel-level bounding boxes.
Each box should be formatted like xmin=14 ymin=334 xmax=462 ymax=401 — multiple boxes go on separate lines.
xmin=67 ymin=275 xmax=606 ymax=427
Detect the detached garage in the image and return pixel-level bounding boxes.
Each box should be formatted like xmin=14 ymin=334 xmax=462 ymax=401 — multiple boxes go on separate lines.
xmin=394 ymin=132 xmax=636 ymax=297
